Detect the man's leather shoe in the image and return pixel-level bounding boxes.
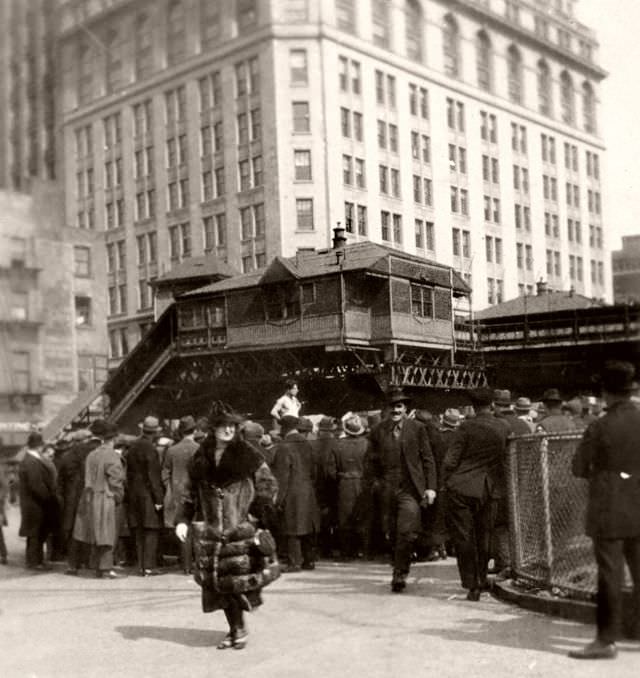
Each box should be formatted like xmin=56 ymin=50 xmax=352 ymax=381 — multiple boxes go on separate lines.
xmin=568 ymin=641 xmax=617 ymax=659
xmin=301 ymin=562 xmax=315 ymax=571
xmin=391 ymin=577 xmax=406 ymax=593
xmin=466 ymin=588 xmax=481 ymax=601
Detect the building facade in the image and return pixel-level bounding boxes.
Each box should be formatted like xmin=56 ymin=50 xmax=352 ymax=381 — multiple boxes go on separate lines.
xmin=0 ymin=0 xmax=58 ymax=192
xmin=0 ymin=183 xmax=108 ymax=452
xmin=612 ymin=235 xmax=640 ymax=304
xmin=57 ymin=0 xmax=609 ymax=368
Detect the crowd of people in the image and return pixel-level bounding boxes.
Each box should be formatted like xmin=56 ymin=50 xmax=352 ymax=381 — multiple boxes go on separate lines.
xmin=0 ymin=367 xmax=638 ymax=657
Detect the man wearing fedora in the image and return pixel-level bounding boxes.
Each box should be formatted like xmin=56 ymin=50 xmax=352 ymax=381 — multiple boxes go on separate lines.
xmin=537 ymin=388 xmax=576 ymax=433
xmin=365 ymin=387 xmax=436 ymax=592
xmin=569 ymin=361 xmax=640 ymax=659
xmin=494 ymin=390 xmax=532 ymax=436
xmin=162 ymin=416 xmax=200 ymax=574
xmin=442 ymin=388 xmax=509 ymax=600
xmin=327 ymin=413 xmax=368 ymax=559
xmin=127 ymin=415 xmax=165 ymax=575
xmin=513 ymin=397 xmax=536 ymax=432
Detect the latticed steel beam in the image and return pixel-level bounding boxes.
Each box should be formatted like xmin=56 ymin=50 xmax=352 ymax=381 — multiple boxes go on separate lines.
xmin=391 ymin=364 xmax=488 ymax=390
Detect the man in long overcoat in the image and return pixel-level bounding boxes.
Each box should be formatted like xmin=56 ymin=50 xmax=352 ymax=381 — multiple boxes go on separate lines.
xmin=365 ymin=388 xmax=436 ymax=592
xmin=18 ymin=432 xmax=58 ymax=569
xmin=162 ymin=415 xmax=199 ymax=573
xmin=127 ymin=416 xmax=165 ymax=575
xmin=569 ymin=361 xmax=640 ymax=659
xmin=59 ymin=426 xmax=104 ymax=574
xmin=73 ymin=423 xmax=125 ymax=578
xmin=272 ymin=416 xmax=321 ymax=571
xmin=442 ymin=388 xmax=508 ymax=601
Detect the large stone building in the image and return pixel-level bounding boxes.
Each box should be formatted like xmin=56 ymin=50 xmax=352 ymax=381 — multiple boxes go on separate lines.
xmin=612 ymin=234 xmax=640 ymax=304
xmin=57 ymin=0 xmax=609 ymax=368
xmin=0 ymin=183 xmax=108 ymax=452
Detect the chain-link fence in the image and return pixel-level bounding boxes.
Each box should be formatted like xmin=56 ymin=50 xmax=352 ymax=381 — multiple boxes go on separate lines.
xmin=506 ymin=432 xmax=597 ymax=600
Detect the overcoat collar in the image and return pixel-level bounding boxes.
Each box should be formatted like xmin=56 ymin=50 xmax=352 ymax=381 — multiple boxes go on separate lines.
xmin=195 ymin=437 xmax=263 ymax=487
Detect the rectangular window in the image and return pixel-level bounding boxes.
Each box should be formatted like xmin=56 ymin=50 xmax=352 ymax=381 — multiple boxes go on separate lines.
xmin=239 ymin=160 xmax=250 ymax=191
xmin=237 ymin=113 xmax=248 ymax=145
xmin=241 ymin=206 xmax=253 ymax=239
xmin=357 ymin=205 xmax=367 ymax=236
xmin=422 ymin=135 xmax=431 ymax=163
xmin=379 ymin=165 xmax=388 ymax=194
xmin=353 ymin=112 xmax=362 ymax=141
xmin=296 ymin=198 xmax=314 ymax=230
xmin=381 ymin=211 xmax=390 ymax=241
xmin=202 ymin=170 xmax=214 ymax=201
xmin=290 ymin=49 xmax=308 ymax=85
xmin=354 ymin=158 xmax=365 ymax=188
xmin=423 ymin=178 xmax=432 ymax=206
xmin=73 ymin=246 xmax=91 ymax=277
xmin=250 ymin=108 xmax=261 ymax=141
xmin=388 ymin=124 xmax=398 ymax=153
xmin=390 ymin=169 xmax=400 ymax=198
xmin=293 ymin=102 xmax=310 ymax=133
xmin=136 ymin=235 xmax=146 ymax=264
xmin=294 ymin=150 xmax=312 ymax=181
xmin=341 ymin=108 xmax=351 ymax=137
xmin=411 ymin=284 xmax=434 ymax=318
xmin=252 ymin=156 xmax=263 ymax=186
xmin=452 ymin=228 xmax=461 ymax=256
xmin=343 ymin=155 xmax=353 ymax=185
xmin=415 ymin=219 xmax=424 ymax=249
xmin=344 ymin=201 xmax=354 ymax=233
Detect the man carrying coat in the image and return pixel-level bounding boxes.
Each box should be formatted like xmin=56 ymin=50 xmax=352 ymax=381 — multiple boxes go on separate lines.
xmin=569 ymin=361 xmax=640 ymax=659
xmin=127 ymin=415 xmax=165 ymax=576
xmin=442 ymin=388 xmax=508 ymax=601
xmin=365 ymin=388 xmax=436 ymax=593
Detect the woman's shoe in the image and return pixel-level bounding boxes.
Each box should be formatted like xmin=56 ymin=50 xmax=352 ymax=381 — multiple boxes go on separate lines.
xmin=216 ymin=633 xmax=235 ymax=650
xmin=233 ymin=628 xmax=248 ymax=650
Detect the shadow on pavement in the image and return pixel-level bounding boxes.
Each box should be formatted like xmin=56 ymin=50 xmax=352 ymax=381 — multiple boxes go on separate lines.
xmin=116 ymin=625 xmax=226 ymax=648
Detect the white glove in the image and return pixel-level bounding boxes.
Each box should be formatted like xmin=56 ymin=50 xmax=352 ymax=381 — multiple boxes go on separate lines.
xmin=175 ymin=523 xmax=188 ymax=543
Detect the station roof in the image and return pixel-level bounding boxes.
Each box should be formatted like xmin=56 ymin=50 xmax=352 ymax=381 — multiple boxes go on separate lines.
xmin=183 ymin=242 xmax=470 ymax=297
xmin=475 ymin=290 xmax=604 ymax=320
xmin=153 ymin=255 xmax=238 ymax=286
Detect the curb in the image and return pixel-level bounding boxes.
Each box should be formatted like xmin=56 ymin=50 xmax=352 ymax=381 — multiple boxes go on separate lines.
xmin=493 ymin=578 xmax=595 ymax=625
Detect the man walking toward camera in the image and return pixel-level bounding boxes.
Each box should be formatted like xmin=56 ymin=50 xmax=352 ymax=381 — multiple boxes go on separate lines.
xmin=570 ymin=361 xmax=640 ymax=659
xmin=365 ymin=388 xmax=436 ymax=593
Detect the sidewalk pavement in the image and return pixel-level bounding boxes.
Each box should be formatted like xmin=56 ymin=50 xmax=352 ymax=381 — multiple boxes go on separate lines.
xmin=1 ymin=504 xmax=639 ymax=678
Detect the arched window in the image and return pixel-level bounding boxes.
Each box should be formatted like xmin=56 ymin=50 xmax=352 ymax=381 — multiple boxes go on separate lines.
xmin=560 ymin=70 xmax=575 ymax=125
xmin=167 ymin=0 xmax=186 ymax=66
xmin=443 ymin=14 xmax=460 ymax=78
xmin=405 ymin=0 xmax=423 ymax=62
xmin=507 ymin=44 xmax=523 ymax=104
xmin=537 ymin=59 xmax=552 ymax=116
xmin=582 ymin=81 xmax=596 ymax=133
xmin=105 ymin=27 xmax=123 ymax=93
xmin=476 ymin=31 xmax=492 ymax=91
xmin=135 ymin=14 xmax=153 ymax=80
xmin=372 ymin=0 xmax=390 ymax=48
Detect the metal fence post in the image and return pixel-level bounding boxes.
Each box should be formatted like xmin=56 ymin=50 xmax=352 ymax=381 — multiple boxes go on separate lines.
xmin=539 ymin=436 xmax=554 ymax=587
xmin=506 ymin=438 xmax=522 ymax=577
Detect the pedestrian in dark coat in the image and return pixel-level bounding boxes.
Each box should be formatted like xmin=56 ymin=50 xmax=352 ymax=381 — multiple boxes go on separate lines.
xmin=309 ymin=416 xmax=339 ymax=558
xmin=364 ymin=388 xmax=436 ymax=592
xmin=162 ymin=416 xmax=199 ymax=573
xmin=127 ymin=416 xmax=165 ymax=575
xmin=569 ymin=361 xmax=640 ymax=659
xmin=18 ymin=432 xmax=58 ymax=569
xmin=0 ymin=462 xmax=8 ymax=564
xmin=175 ymin=402 xmax=280 ymax=650
xmin=442 ymin=389 xmax=508 ymax=601
xmin=58 ymin=427 xmax=102 ymax=573
xmin=537 ymin=389 xmax=577 ymax=432
xmin=327 ymin=413 xmax=368 ymax=558
xmin=272 ymin=416 xmax=321 ymax=571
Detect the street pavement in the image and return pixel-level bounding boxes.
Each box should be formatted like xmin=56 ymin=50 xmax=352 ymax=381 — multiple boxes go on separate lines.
xmin=1 ymin=503 xmax=638 ymax=678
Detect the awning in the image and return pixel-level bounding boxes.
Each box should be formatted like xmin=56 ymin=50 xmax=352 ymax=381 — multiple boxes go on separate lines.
xmin=42 ymin=386 xmax=104 ymax=440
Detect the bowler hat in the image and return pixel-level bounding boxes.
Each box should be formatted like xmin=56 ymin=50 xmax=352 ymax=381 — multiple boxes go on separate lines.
xmin=386 ymin=387 xmax=411 ymax=405
xmin=296 ymin=417 xmax=313 ymax=433
xmin=280 ymin=415 xmax=300 ymax=432
xmin=179 ymin=415 xmax=197 ymax=434
xmin=469 ymin=387 xmax=494 ymax=407
xmin=140 ymin=415 xmax=162 ymax=434
xmin=600 ymin=360 xmax=637 ymax=394
xmin=343 ymin=413 xmax=366 ymax=437
xmin=514 ymin=397 xmax=532 ymax=413
xmin=90 ymin=419 xmax=114 ymax=438
xmin=494 ymin=389 xmax=512 ymax=408
xmin=542 ymin=388 xmax=563 ymax=403
xmin=442 ymin=408 xmax=462 ymax=429
xmin=318 ymin=416 xmax=336 ymax=432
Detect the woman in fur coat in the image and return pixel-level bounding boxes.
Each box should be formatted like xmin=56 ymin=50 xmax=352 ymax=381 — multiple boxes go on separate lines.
xmin=175 ymin=403 xmax=279 ymax=650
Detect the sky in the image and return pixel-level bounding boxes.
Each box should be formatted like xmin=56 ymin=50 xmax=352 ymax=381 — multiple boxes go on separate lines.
xmin=576 ymin=0 xmax=640 ymax=249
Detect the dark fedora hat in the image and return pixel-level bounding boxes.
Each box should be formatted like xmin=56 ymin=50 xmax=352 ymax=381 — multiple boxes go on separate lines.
xmin=296 ymin=417 xmax=313 ymax=433
xmin=542 ymin=388 xmax=563 ymax=403
xmin=178 ymin=415 xmax=197 ymax=434
xmin=600 ymin=360 xmax=637 ymax=394
xmin=90 ymin=419 xmax=114 ymax=438
xmin=494 ymin=389 xmax=512 ymax=408
xmin=469 ymin=387 xmax=494 ymax=407
xmin=386 ymin=387 xmax=411 ymax=405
